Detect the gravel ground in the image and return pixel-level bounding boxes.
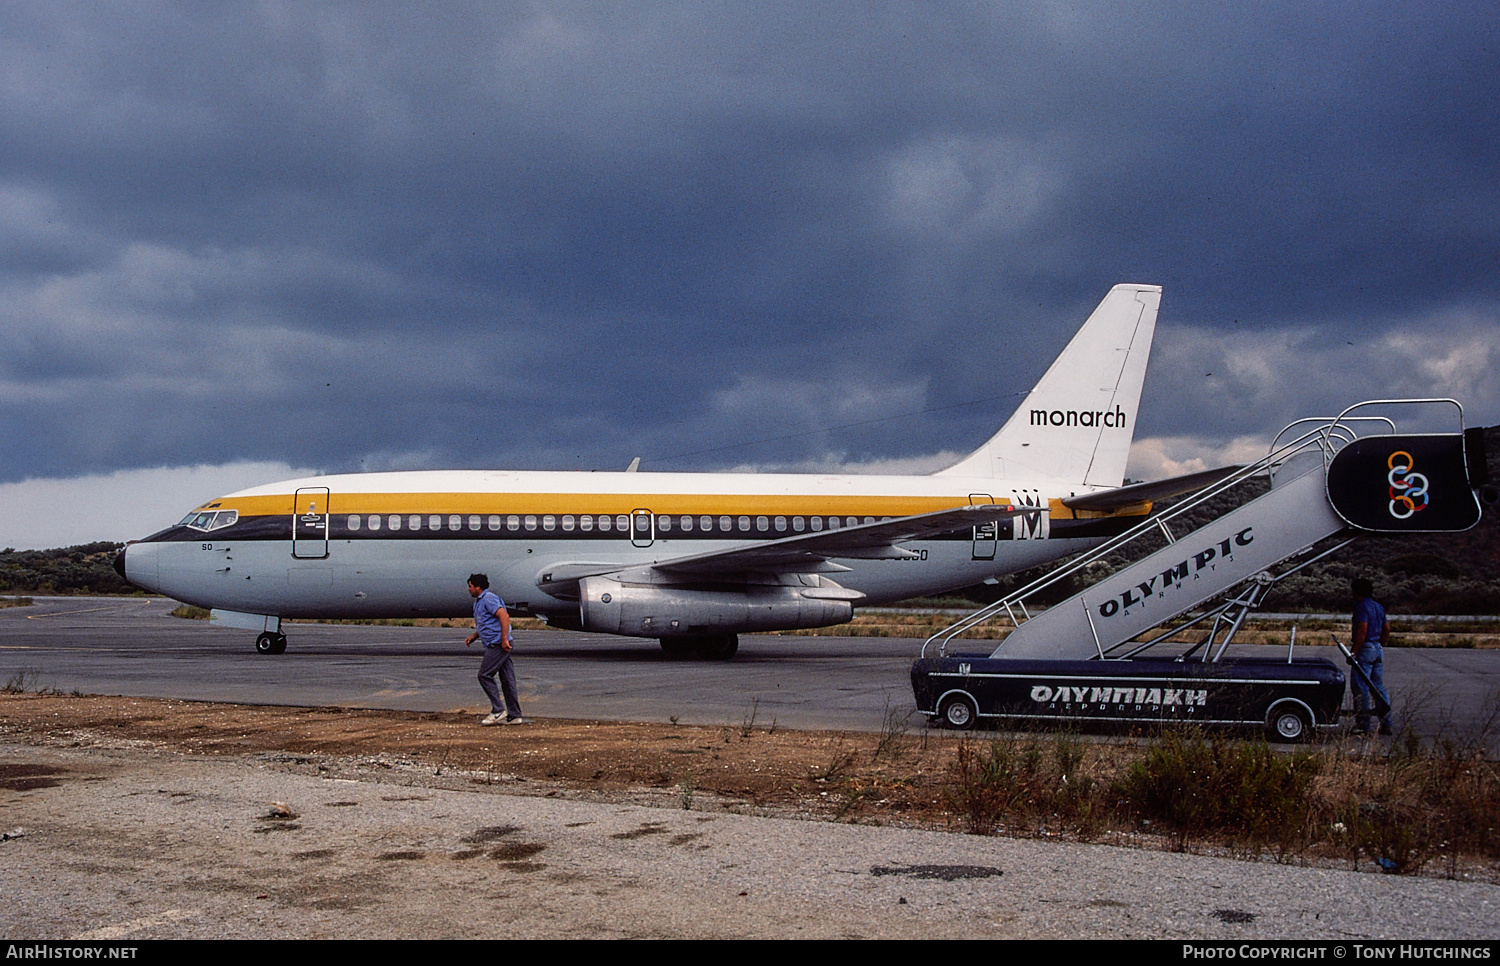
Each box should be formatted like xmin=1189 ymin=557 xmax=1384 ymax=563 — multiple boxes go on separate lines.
xmin=2 ymin=740 xmax=1496 ymax=940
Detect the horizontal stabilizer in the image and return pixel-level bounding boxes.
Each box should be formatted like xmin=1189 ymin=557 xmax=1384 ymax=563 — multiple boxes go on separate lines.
xmin=1061 ymin=465 xmax=1241 ymax=512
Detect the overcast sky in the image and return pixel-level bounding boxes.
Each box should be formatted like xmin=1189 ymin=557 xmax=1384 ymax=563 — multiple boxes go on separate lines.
xmin=3 ymin=2 xmax=1497 ymax=549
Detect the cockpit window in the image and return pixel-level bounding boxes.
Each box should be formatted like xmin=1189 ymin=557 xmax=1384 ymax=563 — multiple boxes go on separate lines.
xmin=178 ymin=509 xmax=238 ymax=532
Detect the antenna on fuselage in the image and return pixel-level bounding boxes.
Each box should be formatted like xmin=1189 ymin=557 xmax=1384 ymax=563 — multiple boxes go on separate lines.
xmin=626 ymin=457 xmax=641 ymax=473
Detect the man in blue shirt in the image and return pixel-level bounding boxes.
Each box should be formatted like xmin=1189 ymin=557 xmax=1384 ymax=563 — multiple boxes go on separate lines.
xmin=1350 ymin=577 xmax=1393 ymax=736
xmin=465 ymin=573 xmax=523 ymax=725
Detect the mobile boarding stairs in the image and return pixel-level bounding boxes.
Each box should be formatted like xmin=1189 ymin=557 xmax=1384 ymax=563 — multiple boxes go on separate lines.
xmin=913 ymin=399 xmax=1494 ymax=739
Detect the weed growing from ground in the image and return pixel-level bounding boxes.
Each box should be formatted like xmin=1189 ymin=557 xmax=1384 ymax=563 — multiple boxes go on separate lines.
xmin=740 ymin=699 xmax=759 ymax=738
xmin=1113 ymin=731 xmax=1322 ymax=856
xmin=873 ymin=698 xmax=912 ymax=762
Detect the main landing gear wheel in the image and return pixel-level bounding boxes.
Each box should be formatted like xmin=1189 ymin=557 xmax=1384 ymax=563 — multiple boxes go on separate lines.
xmin=658 ymin=634 xmax=739 ymax=660
xmin=1267 ymin=704 xmax=1311 ymax=743
xmin=255 ymin=632 xmax=287 ymax=655
xmin=938 ymin=693 xmax=978 ymax=730
xmin=697 ymin=634 xmax=738 ymax=660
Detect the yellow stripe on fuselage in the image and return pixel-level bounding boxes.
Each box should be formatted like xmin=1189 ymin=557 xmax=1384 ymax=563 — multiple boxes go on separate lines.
xmin=200 ymin=492 xmax=992 ymax=517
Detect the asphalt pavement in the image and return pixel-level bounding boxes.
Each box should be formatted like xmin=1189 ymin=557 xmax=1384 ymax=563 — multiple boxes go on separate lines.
xmin=4 ymin=596 xmax=1499 ymax=739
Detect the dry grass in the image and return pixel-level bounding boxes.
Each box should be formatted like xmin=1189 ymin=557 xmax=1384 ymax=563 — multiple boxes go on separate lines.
xmin=5 ymin=690 xmax=1494 ymax=880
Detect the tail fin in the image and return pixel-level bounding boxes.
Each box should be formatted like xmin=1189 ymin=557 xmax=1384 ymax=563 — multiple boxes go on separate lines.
xmin=935 ymin=283 xmax=1160 ymax=485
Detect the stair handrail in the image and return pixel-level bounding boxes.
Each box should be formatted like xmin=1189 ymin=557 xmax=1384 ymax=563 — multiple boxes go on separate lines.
xmin=921 ymin=413 xmax=1395 ymax=658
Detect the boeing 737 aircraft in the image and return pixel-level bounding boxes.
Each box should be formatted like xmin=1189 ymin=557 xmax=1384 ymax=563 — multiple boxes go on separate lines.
xmin=117 ymin=283 xmax=1217 ymax=658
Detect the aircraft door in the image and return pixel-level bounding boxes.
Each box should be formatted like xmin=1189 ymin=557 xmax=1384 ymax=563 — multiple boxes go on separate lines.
xmin=968 ymin=493 xmax=997 ymax=560
xmin=292 ymin=486 xmax=331 ymax=559
xmin=630 ymin=508 xmax=655 ymax=548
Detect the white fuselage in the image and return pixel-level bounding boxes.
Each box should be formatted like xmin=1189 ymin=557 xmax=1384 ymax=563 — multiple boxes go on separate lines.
xmin=122 ymin=467 xmax=1130 ymax=628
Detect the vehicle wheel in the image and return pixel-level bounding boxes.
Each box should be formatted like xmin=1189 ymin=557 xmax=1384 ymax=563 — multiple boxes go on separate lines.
xmin=696 ymin=634 xmax=738 ymax=661
xmin=269 ymin=633 xmax=288 ymax=655
xmin=659 ymin=638 xmax=691 ymax=658
xmin=1267 ymin=705 xmax=1311 ymax=743
xmin=255 ymin=632 xmax=277 ymax=655
xmin=939 ymin=693 xmax=978 ymax=731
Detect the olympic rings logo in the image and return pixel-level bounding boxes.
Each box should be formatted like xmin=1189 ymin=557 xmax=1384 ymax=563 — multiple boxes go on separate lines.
xmin=1387 ymin=450 xmax=1429 ymax=519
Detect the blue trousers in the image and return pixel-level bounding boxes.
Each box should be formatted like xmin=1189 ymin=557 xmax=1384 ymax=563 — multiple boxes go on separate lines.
xmin=1351 ymin=646 xmax=1392 ymax=732
xmin=478 ymin=645 xmax=521 ymax=717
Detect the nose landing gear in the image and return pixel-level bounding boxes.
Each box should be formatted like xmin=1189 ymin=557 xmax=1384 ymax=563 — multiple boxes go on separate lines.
xmin=255 ymin=632 xmax=288 ymax=655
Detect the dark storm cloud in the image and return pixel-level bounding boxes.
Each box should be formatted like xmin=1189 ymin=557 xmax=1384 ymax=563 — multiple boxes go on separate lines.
xmin=2 ymin=1 xmax=1498 ymax=499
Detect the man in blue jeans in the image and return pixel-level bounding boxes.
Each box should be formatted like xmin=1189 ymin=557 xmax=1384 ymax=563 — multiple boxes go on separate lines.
xmin=1350 ymin=577 xmax=1393 ymax=736
xmin=465 ymin=573 xmax=524 ymax=725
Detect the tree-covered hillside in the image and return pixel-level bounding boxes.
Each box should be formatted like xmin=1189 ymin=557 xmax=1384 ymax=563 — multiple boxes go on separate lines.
xmin=0 ymin=542 xmax=135 ymax=596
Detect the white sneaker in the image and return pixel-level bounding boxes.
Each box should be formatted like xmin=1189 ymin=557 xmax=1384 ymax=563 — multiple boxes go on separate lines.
xmin=480 ymin=713 xmax=505 ymax=726
xmin=502 ymin=716 xmax=525 ymax=725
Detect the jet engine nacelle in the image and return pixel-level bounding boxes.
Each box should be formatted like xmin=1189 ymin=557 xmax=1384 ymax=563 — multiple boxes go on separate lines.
xmin=577 ymin=575 xmax=854 ymax=638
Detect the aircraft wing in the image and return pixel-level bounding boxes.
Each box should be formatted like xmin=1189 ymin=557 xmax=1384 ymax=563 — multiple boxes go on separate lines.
xmin=1060 ymin=465 xmax=1241 ymax=512
xmin=625 ymin=504 xmax=1043 ymax=580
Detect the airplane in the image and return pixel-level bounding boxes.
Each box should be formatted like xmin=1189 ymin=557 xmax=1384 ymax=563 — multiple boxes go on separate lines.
xmin=115 ymin=282 xmax=1226 ymax=659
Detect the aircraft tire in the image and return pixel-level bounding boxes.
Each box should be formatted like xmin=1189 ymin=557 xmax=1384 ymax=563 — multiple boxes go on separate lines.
xmin=256 ymin=632 xmax=288 ymax=656
xmin=696 ymin=634 xmax=738 ymax=661
xmin=660 ymin=634 xmax=738 ymax=660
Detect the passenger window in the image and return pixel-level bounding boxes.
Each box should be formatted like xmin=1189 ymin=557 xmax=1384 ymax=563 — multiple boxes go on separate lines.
xmin=488 ymin=515 xmax=501 ymax=531
xmin=793 ymin=516 xmax=805 ymax=532
xmin=524 ymin=515 xmax=537 ymax=531
xmin=598 ymin=515 xmax=612 ymax=532
xmin=507 ymin=515 xmax=520 ymax=531
xmin=847 ymin=517 xmax=858 ymax=528
xmin=388 ymin=514 xmax=401 ymax=531
xmin=719 ymin=515 xmax=732 ymax=532
xmin=681 ymin=515 xmax=693 ymax=531
xmin=700 ymin=515 xmax=713 ymax=531
xmin=430 ymin=515 xmax=443 ymax=530
xmin=756 ymin=516 xmax=768 ymax=532
xmin=616 ymin=515 xmax=629 ymax=531
xmin=580 ymin=515 xmax=594 ymax=531
xmin=811 ymin=516 xmax=823 ymax=531
xmin=562 ymin=515 xmax=575 ymax=531
xmin=775 ymin=516 xmax=786 ymax=532
xmin=369 ymin=514 xmax=381 ymax=531
xmin=468 ymin=515 xmax=481 ymax=531
xmin=448 ymin=515 xmax=462 ymax=531
xmin=657 ymin=515 xmax=671 ymax=532
xmin=410 ymin=515 xmax=422 ymax=530
xmin=542 ymin=515 xmax=555 ymax=531
xmin=827 ymin=517 xmax=840 ymax=529
xmin=348 ymin=515 xmax=361 ymax=531
xmin=864 ymin=516 xmax=874 ymax=525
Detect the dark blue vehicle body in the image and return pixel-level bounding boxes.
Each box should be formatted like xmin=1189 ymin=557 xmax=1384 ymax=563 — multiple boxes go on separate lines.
xmin=911 ymin=654 xmax=1345 ymax=741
